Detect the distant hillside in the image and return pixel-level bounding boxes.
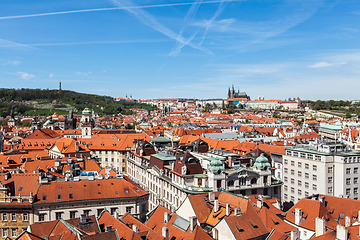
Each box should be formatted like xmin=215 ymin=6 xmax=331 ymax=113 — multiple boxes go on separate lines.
xmin=0 ymin=88 xmax=155 ymax=117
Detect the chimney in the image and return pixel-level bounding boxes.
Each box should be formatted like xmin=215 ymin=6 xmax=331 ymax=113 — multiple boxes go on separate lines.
xmin=209 ymin=192 xmax=215 ymax=202
xmin=315 ymin=217 xmax=325 ymax=236
xmin=189 ymin=216 xmax=197 ymax=232
xmin=80 ymin=214 xmax=87 ymax=224
xmin=336 ymin=224 xmax=348 ymax=240
xmin=345 ymin=216 xmax=350 ymax=227
xmin=113 ymin=212 xmax=119 ymax=219
xmin=290 ymin=229 xmax=300 ymax=240
xmin=234 ymin=208 xmax=241 ymax=216
xmin=164 ymin=212 xmax=170 ymax=224
xmin=214 ymin=199 xmax=219 ymax=213
xmin=358 ymin=210 xmax=360 ymax=222
xmin=257 ymin=195 xmax=263 ymax=209
xmin=75 ymin=141 xmax=79 ymax=152
xmin=132 ymin=224 xmax=138 ymax=234
xmin=226 ymin=203 xmax=230 ymax=216
xmin=295 ymin=208 xmax=302 ymax=225
xmin=319 ymin=196 xmax=325 ymax=205
xmin=162 ymin=227 xmax=169 ymax=238
xmin=212 ymin=228 xmax=218 ymax=240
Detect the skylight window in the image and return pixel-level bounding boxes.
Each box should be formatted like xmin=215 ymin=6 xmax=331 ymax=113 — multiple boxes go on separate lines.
xmin=18 ymin=187 xmax=23 ymax=191
xmin=125 ymin=190 xmax=129 ymax=194
xmin=42 ymin=196 xmax=47 ymax=201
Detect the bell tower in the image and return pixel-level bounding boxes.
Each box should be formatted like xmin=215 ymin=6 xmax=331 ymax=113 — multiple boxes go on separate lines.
xmin=81 ymin=108 xmax=92 ymax=138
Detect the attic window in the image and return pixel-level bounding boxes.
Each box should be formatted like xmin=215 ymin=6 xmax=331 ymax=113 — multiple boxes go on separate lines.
xmin=42 ymin=196 xmax=47 ymax=201
xmin=98 ymin=192 xmax=101 ymax=194
xmin=59 ymin=186 xmax=62 ymax=189
xmin=97 ymin=184 xmax=100 ymax=186
xmin=69 ymin=194 xmax=73 ymax=199
xmin=271 ymin=218 xmax=279 ymax=225
xmin=115 ymin=192 xmax=118 ymax=194
xmin=83 ymin=185 xmax=87 ymax=187
xmin=111 ymin=183 xmax=114 ymax=185
xmin=235 ymin=226 xmax=244 ymax=233
xmin=136 ymin=189 xmax=140 ymax=192
xmin=57 ymin=195 xmax=61 ymax=200
xmin=248 ymin=220 xmax=258 ymax=229
xmin=18 ymin=187 xmax=23 ymax=191
xmin=125 ymin=190 xmax=129 ymax=194
xmin=69 ymin=186 xmax=72 ymax=188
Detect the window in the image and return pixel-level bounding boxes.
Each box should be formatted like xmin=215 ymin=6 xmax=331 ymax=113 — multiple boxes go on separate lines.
xmin=291 ymin=187 xmax=294 ymax=193
xmin=298 ymin=189 xmax=302 ymax=195
xmin=69 ymin=194 xmax=73 ymax=199
xmin=313 ymin=165 xmax=317 ymax=171
xmin=57 ymin=194 xmax=61 ymax=200
xmin=298 ymin=162 xmax=302 ymax=168
xmin=328 ymin=167 xmax=333 ymax=173
xmin=293 ymin=152 xmax=298 ymax=157
xmin=286 ymin=151 xmax=291 ymax=156
xmin=291 ymin=178 xmax=294 ymax=184
xmin=83 ymin=210 xmax=91 ymax=216
xmin=298 ymin=171 xmax=302 ymax=177
xmin=355 ymin=188 xmax=358 ymax=194
xmin=291 ymin=170 xmax=294 ymax=175
xmin=284 ymin=168 xmax=288 ymax=173
xmin=284 ymin=176 xmax=288 ymax=182
xmin=110 ymin=208 xmax=117 ymax=215
xmin=284 ymin=185 xmax=288 ymax=191
xmin=11 ymin=228 xmax=17 ymax=238
xmin=291 ymin=161 xmax=294 ymax=166
xmin=126 ymin=207 xmax=132 ymax=213
xmin=122 ymin=167 xmax=125 ymax=172
xmin=313 ymin=184 xmax=317 ymax=190
xmin=98 ymin=208 xmax=104 ymax=216
xmin=305 ymin=163 xmax=309 ymax=169
xmin=298 ymin=180 xmax=302 ymax=186
xmin=346 ymin=168 xmax=351 ymax=174
xmin=55 ymin=212 xmax=62 ymax=220
xmin=70 ymin=211 xmax=76 ymax=219
xmin=11 ymin=213 xmax=16 ymax=222
xmin=328 ymin=187 xmax=333 ymax=193
xmin=284 ymin=159 xmax=288 ymax=164
xmin=307 ymin=154 xmax=313 ymax=160
xmin=305 ymin=191 xmax=309 ymax=196
xmin=39 ymin=214 xmax=45 ymax=222
xmin=313 ymin=175 xmax=317 ymax=181
xmin=355 ymin=168 xmax=359 ymax=174
xmin=315 ymin=155 xmax=321 ymax=161
xmin=305 ymin=173 xmax=309 ymax=179
xmin=105 ymin=158 xmax=108 ymax=162
xmin=2 ymin=228 xmax=8 ymax=238
xmin=23 ymin=213 xmax=28 ymax=222
xmin=355 ymin=177 xmax=358 ymax=184
xmin=346 ymin=188 xmax=351 ymax=195
xmin=346 ymin=178 xmax=351 ymax=185
xmin=111 ymin=158 xmax=114 ymax=162
xmin=305 ymin=182 xmax=309 ymax=188
xmin=2 ymin=213 xmax=7 ymax=222
xmin=300 ymin=153 xmax=306 ymax=158
xmin=284 ymin=194 xmax=288 ymax=199
xmin=328 ymin=177 xmax=333 ymax=183
xmin=291 ymin=196 xmax=295 ymax=202
xmin=142 ymin=204 xmax=146 ymax=213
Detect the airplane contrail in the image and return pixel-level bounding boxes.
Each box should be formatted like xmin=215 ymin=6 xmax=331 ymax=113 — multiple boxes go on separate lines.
xmin=0 ymin=0 xmax=239 ymax=21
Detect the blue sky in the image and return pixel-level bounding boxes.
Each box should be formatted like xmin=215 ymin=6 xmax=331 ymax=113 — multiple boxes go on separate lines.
xmin=1 ymin=0 xmax=360 ymax=100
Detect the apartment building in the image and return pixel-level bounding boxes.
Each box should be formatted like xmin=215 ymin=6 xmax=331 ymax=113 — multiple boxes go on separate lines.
xmin=127 ymin=141 xmax=282 ymax=212
xmin=282 ymin=142 xmax=360 ymax=204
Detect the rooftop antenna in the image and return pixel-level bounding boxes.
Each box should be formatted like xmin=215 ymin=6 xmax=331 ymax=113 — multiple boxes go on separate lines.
xmin=59 ymin=81 xmax=62 ymax=91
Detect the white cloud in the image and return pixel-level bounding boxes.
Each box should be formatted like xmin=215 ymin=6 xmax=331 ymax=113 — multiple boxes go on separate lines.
xmin=49 ymin=73 xmax=54 ymax=78
xmin=75 ymin=71 xmax=92 ymax=76
xmin=18 ymin=71 xmax=35 ymax=80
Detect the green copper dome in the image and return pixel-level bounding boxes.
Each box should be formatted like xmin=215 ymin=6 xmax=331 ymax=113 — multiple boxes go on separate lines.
xmin=82 ymin=108 xmax=91 ymax=115
xmin=253 ymin=153 xmax=271 ymax=170
xmin=208 ymin=158 xmax=225 ymax=173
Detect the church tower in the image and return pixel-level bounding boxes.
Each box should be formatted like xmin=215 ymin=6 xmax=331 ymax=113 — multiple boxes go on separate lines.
xmin=81 ymin=108 xmax=92 ymax=138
